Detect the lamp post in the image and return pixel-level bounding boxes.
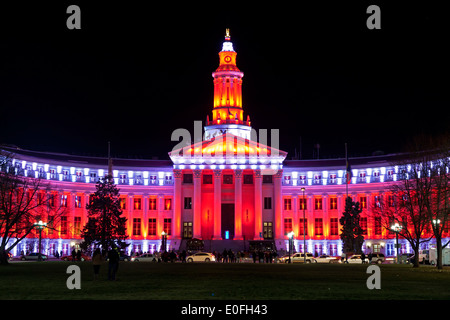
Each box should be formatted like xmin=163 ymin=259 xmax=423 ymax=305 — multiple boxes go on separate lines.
xmin=301 ymin=187 xmax=306 ymax=263
xmin=161 ymin=231 xmax=167 ymax=252
xmin=390 ymin=222 xmax=402 ymax=264
xmin=288 ymin=231 xmax=295 ymax=263
xmin=33 ymin=220 xmax=47 ymax=261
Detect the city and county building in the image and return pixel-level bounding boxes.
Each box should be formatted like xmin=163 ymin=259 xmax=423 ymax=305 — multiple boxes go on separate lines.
xmin=2 ymin=30 xmax=448 ymax=258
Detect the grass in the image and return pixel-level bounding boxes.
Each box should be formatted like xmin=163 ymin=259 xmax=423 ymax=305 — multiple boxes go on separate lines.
xmin=1 ymin=261 xmax=449 ymax=300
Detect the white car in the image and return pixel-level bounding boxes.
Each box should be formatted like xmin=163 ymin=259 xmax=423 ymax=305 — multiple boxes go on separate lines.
xmin=186 ymin=252 xmax=216 ymax=263
xmin=290 ymin=253 xmax=316 ymax=263
xmin=315 ymin=255 xmax=340 ymax=263
xmin=21 ymin=253 xmax=48 ymax=261
xmin=345 ymin=254 xmax=366 ymax=264
xmin=131 ymin=253 xmax=158 ymax=262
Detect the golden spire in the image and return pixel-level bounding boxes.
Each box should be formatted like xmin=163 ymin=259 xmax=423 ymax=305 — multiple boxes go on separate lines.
xmin=225 ymin=28 xmax=230 ymax=41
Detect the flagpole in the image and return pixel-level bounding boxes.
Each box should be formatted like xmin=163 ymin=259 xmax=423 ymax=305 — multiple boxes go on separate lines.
xmin=345 ymin=143 xmax=348 ymax=199
xmin=108 ymin=141 xmax=113 ymax=180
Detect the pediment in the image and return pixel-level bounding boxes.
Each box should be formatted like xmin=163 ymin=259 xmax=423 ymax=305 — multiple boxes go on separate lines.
xmin=169 ymin=133 xmax=287 ymax=168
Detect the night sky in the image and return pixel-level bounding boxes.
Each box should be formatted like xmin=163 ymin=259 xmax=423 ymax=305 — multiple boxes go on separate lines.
xmin=1 ymin=2 xmax=448 ymax=160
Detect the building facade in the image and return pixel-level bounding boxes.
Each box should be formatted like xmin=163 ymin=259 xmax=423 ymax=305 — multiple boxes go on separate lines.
xmin=2 ymin=30 xmax=448 ymax=258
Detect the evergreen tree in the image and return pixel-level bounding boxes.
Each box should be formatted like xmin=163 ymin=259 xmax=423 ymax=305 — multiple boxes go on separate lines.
xmin=81 ymin=175 xmax=128 ymax=251
xmin=339 ymin=197 xmax=365 ymax=254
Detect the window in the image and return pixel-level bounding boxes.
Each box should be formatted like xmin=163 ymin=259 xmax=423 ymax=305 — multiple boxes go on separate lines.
xmin=48 ymin=194 xmax=56 ymax=208
xmin=329 ymin=174 xmax=337 ymax=184
xmin=148 ymin=218 xmax=157 ymax=236
xmin=329 ymin=197 xmax=337 ymax=210
xmin=314 ymin=244 xmax=323 ymax=256
xmin=360 ymin=217 xmax=367 ymax=235
xmin=223 ymin=174 xmax=233 ymax=184
xmin=314 ymin=198 xmax=322 ymax=210
xmin=184 ymin=197 xmax=192 ymax=209
xmin=74 ymin=217 xmax=81 ymax=236
xmin=133 ymin=218 xmax=141 ymax=236
xmin=183 ymin=222 xmax=193 ymax=239
xmin=120 ymin=174 xmax=127 ymax=184
xmin=60 ymin=195 xmax=68 ymax=208
xmin=203 ymin=174 xmax=212 ymax=184
xmin=299 ymin=218 xmax=308 ymax=235
xmin=165 ymin=198 xmax=172 ymax=210
xmin=262 ymin=175 xmax=273 ymax=184
xmin=374 ymin=217 xmax=382 ymax=235
xmin=359 ymin=172 xmax=366 ymax=182
xmin=284 ymin=176 xmax=291 ymax=184
xmin=374 ymin=195 xmax=382 ymax=208
xmin=149 ymin=198 xmax=157 ymax=210
xmin=284 ymin=218 xmax=293 ymax=235
xmin=60 ymin=216 xmax=68 ymax=235
xmin=284 ymin=198 xmax=292 ymax=210
xmin=243 ymin=174 xmax=253 ymax=184
xmin=164 ymin=218 xmax=172 ymax=235
xmin=360 ymin=196 xmax=367 ymax=209
xmin=330 ymin=218 xmax=338 ymax=235
xmin=150 ymin=175 xmax=157 ymax=185
xmin=183 ymin=174 xmax=193 ymax=184
xmin=315 ymin=218 xmax=323 ymax=236
xmin=314 ymin=174 xmax=321 ymax=184
xmin=264 ymin=197 xmax=272 ymax=209
xmin=75 ymin=196 xmax=82 ymax=208
xmin=119 ymin=198 xmax=127 ymax=210
xmin=299 ymin=198 xmax=307 ymax=210
xmin=329 ymin=244 xmax=337 ymax=256
xmin=134 ymin=198 xmax=142 ymax=210
xmin=263 ymin=222 xmax=273 ymax=239
xmin=299 ymin=175 xmax=306 ymax=185
xmin=388 ymin=195 xmax=395 ymax=207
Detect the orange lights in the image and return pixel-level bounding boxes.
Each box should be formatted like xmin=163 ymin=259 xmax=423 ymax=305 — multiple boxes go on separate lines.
xmin=175 ymin=133 xmax=278 ymax=158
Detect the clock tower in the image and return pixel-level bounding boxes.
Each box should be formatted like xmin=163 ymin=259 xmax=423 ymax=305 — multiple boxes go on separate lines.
xmin=204 ymin=29 xmax=252 ymax=140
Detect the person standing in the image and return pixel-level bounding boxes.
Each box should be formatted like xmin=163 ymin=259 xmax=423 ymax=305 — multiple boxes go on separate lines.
xmin=92 ymin=248 xmax=103 ymax=281
xmin=108 ymin=246 xmax=119 ymax=281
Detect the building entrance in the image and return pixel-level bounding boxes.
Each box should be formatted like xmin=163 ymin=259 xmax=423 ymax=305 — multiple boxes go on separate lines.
xmin=221 ymin=203 xmax=235 ymax=240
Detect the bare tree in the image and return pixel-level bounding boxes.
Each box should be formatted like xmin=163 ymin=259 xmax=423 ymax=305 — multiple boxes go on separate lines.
xmin=375 ymin=135 xmax=450 ymax=269
xmin=0 ymin=151 xmax=67 ymax=264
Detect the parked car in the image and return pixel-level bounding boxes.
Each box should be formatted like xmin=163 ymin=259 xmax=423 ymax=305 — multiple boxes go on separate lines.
xmin=186 ymin=252 xmax=216 ymax=263
xmin=60 ymin=253 xmax=91 ymax=261
xmin=119 ymin=253 xmax=131 ymax=261
xmin=21 ymin=253 xmax=48 ymax=261
xmin=131 ymin=253 xmax=158 ymax=262
xmin=345 ymin=254 xmax=365 ymax=264
xmin=315 ymin=255 xmax=341 ymax=263
xmin=368 ymin=253 xmax=385 ymax=264
xmin=290 ymin=253 xmax=317 ymax=263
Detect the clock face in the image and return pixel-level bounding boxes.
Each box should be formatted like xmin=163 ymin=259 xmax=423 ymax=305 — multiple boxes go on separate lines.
xmin=224 ymin=55 xmax=232 ymax=63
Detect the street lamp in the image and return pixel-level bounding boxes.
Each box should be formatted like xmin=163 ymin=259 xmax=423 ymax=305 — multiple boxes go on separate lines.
xmin=301 ymin=187 xmax=306 ymax=263
xmin=161 ymin=231 xmax=167 ymax=252
xmin=288 ymin=231 xmax=295 ymax=263
xmin=33 ymin=220 xmax=47 ymax=261
xmin=390 ymin=222 xmax=402 ymax=264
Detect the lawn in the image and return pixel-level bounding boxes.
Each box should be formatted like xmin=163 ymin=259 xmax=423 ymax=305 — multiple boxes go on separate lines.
xmin=1 ymin=261 xmax=449 ymax=300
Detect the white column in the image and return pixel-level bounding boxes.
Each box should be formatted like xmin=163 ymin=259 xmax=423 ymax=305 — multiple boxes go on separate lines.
xmin=193 ymin=169 xmax=202 ymax=239
xmin=254 ymin=170 xmax=262 ymax=240
xmin=274 ymin=170 xmax=283 ymax=239
xmin=173 ymin=169 xmax=182 ymax=239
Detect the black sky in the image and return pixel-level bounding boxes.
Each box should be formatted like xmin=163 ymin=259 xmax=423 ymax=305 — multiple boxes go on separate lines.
xmin=0 ymin=2 xmax=448 ymax=160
